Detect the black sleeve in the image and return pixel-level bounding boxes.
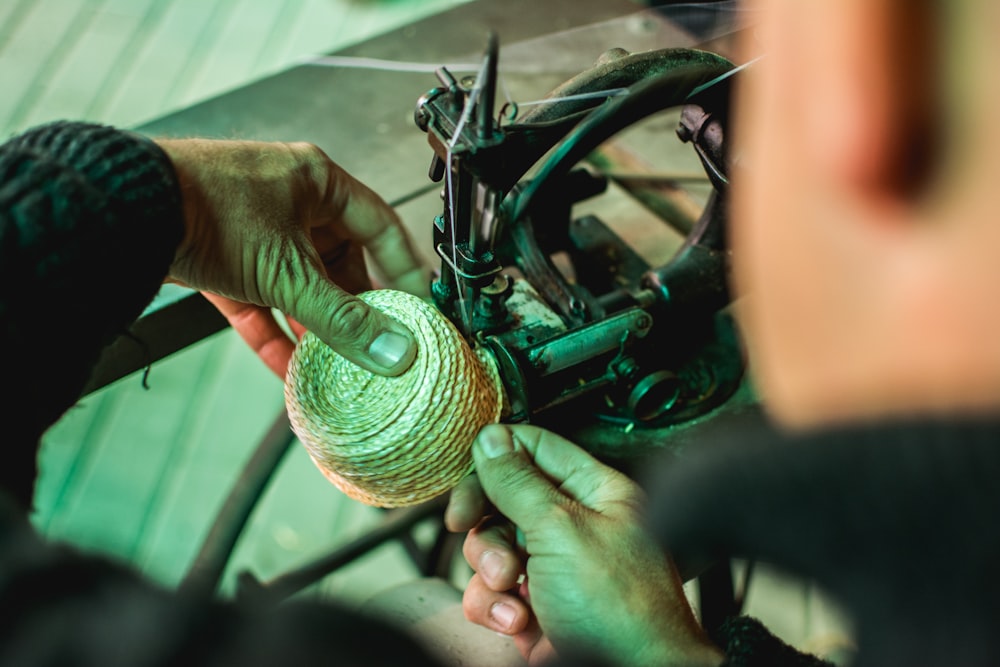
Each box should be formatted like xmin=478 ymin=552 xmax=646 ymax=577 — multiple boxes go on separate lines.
xmin=714 ymin=616 xmax=834 ymax=667
xmin=0 ymin=123 xmax=447 ymax=667
xmin=0 ymin=120 xmax=184 ymax=507
xmin=549 ymin=612 xmax=832 ymax=667
xmin=643 ymin=413 xmax=1000 ymax=667
xmin=0 ymin=493 xmax=443 ymax=667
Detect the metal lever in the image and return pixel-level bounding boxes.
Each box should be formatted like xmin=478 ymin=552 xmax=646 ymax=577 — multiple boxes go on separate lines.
xmin=415 ymin=32 xmax=506 ymax=333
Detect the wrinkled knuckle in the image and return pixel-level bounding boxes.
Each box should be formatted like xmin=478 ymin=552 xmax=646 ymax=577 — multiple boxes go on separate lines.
xmin=325 ymin=297 xmax=374 ymax=340
xmin=286 ymin=141 xmax=339 ymax=197
xmin=490 ymin=460 xmax=531 ymax=489
xmin=286 ymin=141 xmax=324 ymax=165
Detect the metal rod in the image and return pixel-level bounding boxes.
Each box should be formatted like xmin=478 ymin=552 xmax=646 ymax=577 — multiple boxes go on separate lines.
xmin=178 ymin=409 xmax=296 ymax=598
xmin=237 ymin=497 xmax=448 ymax=607
xmin=477 ymin=31 xmax=498 ymax=140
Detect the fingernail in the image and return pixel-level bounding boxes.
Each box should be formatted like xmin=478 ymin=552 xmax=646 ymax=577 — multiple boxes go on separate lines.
xmin=476 ymin=426 xmax=512 ymax=459
xmin=490 ymin=602 xmax=517 ymax=631
xmin=368 ymin=331 xmax=411 ymax=370
xmin=480 ymin=550 xmax=504 ymax=584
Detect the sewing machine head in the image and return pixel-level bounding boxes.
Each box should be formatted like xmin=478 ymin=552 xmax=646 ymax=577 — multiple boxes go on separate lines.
xmin=415 ymin=34 xmax=748 ymax=460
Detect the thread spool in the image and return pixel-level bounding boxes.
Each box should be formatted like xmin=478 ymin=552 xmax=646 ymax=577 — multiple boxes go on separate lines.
xmin=284 ymin=289 xmax=505 ymax=508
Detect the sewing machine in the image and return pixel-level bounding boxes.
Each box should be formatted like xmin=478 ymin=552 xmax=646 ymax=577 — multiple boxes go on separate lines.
xmin=213 ymin=38 xmax=753 ymax=605
xmin=413 ymin=33 xmax=747 ymax=462
xmin=86 ymin=1 xmax=753 ymax=466
xmin=82 ymin=0 xmax=757 ymax=606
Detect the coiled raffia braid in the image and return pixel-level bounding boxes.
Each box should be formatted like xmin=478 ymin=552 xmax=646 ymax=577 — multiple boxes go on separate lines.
xmin=284 ymin=289 xmax=505 ymax=508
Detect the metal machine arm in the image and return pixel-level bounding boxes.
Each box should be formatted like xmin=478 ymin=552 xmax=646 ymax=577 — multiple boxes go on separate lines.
xmin=416 ymin=36 xmax=746 ymax=459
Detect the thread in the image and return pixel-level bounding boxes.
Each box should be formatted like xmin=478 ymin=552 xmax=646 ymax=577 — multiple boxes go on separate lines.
xmin=284 ymin=290 xmax=506 ymax=508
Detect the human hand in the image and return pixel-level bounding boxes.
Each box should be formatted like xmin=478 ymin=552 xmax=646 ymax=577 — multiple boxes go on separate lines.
xmin=156 ymin=138 xmax=430 ymax=378
xmin=454 ymin=424 xmax=724 ymax=667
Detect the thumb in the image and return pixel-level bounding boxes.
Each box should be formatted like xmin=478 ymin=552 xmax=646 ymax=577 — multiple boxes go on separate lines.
xmin=473 ymin=424 xmax=643 ymax=530
xmin=292 ymin=279 xmax=417 ymax=376
xmin=472 ymin=425 xmax=566 ymax=536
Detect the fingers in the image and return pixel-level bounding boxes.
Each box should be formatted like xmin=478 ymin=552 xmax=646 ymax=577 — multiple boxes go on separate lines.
xmin=514 ymin=626 xmax=558 ymax=667
xmin=202 ymin=292 xmax=295 ymax=378
xmin=280 ymin=146 xmax=423 ymax=376
xmin=331 ymin=189 xmax=431 ymax=300
xmin=357 ymin=210 xmax=431 ymax=299
xmin=470 ymin=425 xmax=571 ymax=540
xmin=157 ymin=138 xmax=426 ymax=378
xmin=510 ymin=424 xmax=639 ymax=510
xmin=310 ymin=147 xmax=432 ymax=300
xmin=284 ymin=316 xmax=308 ymax=341
xmin=471 ymin=424 xmax=640 ymax=532
xmin=462 ymin=573 xmax=531 ymax=635
xmin=462 ymin=517 xmax=523 ymax=592
xmin=309 ymin=227 xmax=373 ymax=295
xmin=445 ymin=473 xmax=489 ymax=532
xmin=464 ymin=570 xmax=553 ymax=666
xmin=459 ymin=504 xmax=534 ymax=644
xmin=290 ymin=274 xmax=418 ymax=376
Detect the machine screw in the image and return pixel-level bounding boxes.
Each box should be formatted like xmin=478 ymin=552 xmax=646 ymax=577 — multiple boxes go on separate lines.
xmin=527 ymin=348 xmax=551 ymax=371
xmin=477 ymin=274 xmax=514 ymax=325
xmin=414 ymin=87 xmax=446 ymax=131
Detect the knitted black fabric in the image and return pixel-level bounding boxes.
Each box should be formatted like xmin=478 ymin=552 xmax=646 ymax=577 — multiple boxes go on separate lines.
xmin=0 ymin=122 xmax=449 ymax=667
xmin=644 ymin=412 xmax=1000 ymax=666
xmin=550 ymin=613 xmax=833 ymax=667
xmin=0 ymin=494 xmax=442 ymax=667
xmin=716 ymin=616 xmax=834 ymax=667
xmin=0 ymin=121 xmax=183 ymax=508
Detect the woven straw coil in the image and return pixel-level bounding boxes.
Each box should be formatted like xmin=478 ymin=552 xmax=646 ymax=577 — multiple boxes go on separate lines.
xmin=284 ymin=289 xmax=505 ymax=508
